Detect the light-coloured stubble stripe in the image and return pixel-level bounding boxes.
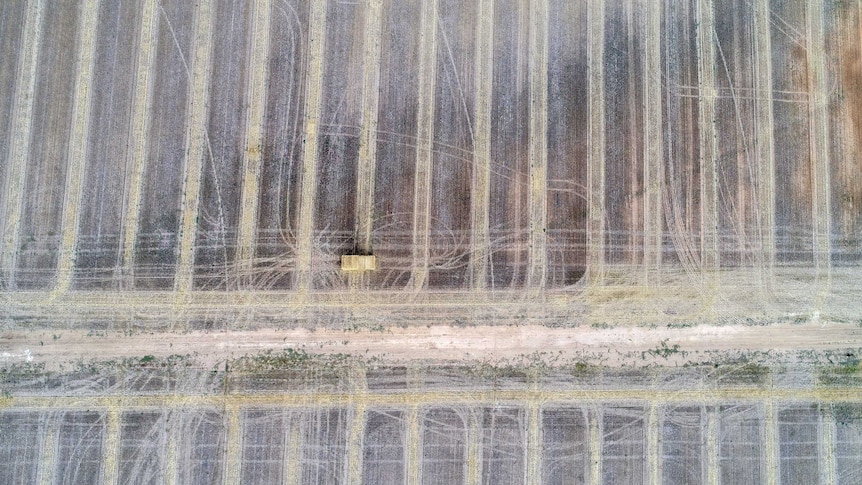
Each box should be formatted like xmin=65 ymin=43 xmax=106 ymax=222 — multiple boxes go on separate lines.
xmin=469 ymin=0 xmax=494 ymax=290
xmin=752 ymin=0 xmax=776 ymax=292
xmin=764 ymin=401 xmax=777 ymax=485
xmin=696 ymin=0 xmax=719 ymax=287
xmin=236 ymin=0 xmax=272 ymax=278
xmin=224 ymin=407 xmax=242 ymax=485
xmin=37 ymin=415 xmax=56 ymax=485
xmin=1 ymin=0 xmax=43 ymax=286
xmin=347 ymin=404 xmax=366 ymax=485
xmin=706 ymin=406 xmax=718 ymax=485
xmin=807 ymin=0 xmax=832 ymax=297
xmin=820 ymin=404 xmax=835 ymax=485
xmin=466 ymin=411 xmax=481 ymax=485
xmin=121 ymin=0 xmax=158 ymax=285
xmin=347 ymin=367 xmax=367 ymax=485
xmin=589 ymin=406 xmax=601 ymax=485
xmin=406 ymin=406 xmax=421 ymax=485
xmin=175 ymin=2 xmax=215 ymax=294
xmin=526 ymin=402 xmax=541 ymax=485
xmin=102 ymin=409 xmax=121 ymax=485
xmin=642 ymin=0 xmax=663 ymax=283
xmin=165 ymin=423 xmax=178 ymax=485
xmin=587 ymin=0 xmax=606 ymax=286
xmin=411 ymin=0 xmax=439 ymax=291
xmin=647 ymin=403 xmax=659 ymax=485
xmin=295 ymin=0 xmax=327 ymax=294
xmin=355 ymin=0 xmax=383 ymax=254
xmin=284 ymin=417 xmax=302 ymax=485
xmin=54 ymin=0 xmax=100 ymax=294
xmin=527 ymin=0 xmax=549 ymax=290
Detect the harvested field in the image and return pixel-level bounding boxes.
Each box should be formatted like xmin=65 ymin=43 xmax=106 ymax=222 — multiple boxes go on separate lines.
xmin=2 ymin=0 xmax=862 ymax=483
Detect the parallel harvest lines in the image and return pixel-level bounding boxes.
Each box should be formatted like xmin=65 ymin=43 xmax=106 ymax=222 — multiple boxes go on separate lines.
xmin=121 ymin=0 xmax=159 ymax=286
xmin=1 ymin=0 xmax=44 ymax=287
xmin=176 ymin=2 xmax=215 ymax=294
xmin=54 ymin=0 xmax=100 ymax=294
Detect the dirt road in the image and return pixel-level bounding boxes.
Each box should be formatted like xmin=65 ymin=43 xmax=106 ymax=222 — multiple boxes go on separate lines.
xmin=2 ymin=322 xmax=859 ymax=370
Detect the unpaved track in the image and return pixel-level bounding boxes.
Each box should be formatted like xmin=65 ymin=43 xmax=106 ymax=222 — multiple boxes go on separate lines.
xmin=2 ymin=322 xmax=859 ymax=370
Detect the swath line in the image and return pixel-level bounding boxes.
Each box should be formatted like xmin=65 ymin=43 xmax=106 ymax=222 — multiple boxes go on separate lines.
xmin=764 ymin=401 xmax=777 ymax=485
xmin=706 ymin=406 xmax=718 ymax=485
xmin=175 ymin=1 xmax=215 ymax=294
xmin=410 ymin=0 xmax=439 ymax=292
xmin=806 ymin=0 xmax=832 ymax=300
xmin=355 ymin=0 xmax=383 ymax=255
xmin=469 ymin=0 xmax=494 ymax=290
xmin=527 ymin=0 xmax=549 ymax=291
xmin=696 ymin=0 xmax=719 ymax=301
xmin=121 ymin=0 xmax=158 ymax=288
xmin=587 ymin=0 xmax=606 ymax=286
xmin=406 ymin=406 xmax=421 ymax=485
xmin=284 ymin=416 xmax=302 ymax=485
xmin=294 ymin=0 xmax=327 ymax=294
xmin=589 ymin=405 xmax=601 ymax=485
xmin=1 ymin=0 xmax=43 ymax=289
xmin=526 ymin=402 xmax=541 ymax=485
xmin=647 ymin=403 xmax=660 ymax=485
xmin=642 ymin=0 xmax=663 ymax=284
xmin=753 ymin=0 xmax=776 ymax=293
xmin=37 ymin=416 xmax=55 ymax=485
xmin=466 ymin=411 xmax=481 ymax=485
xmin=223 ymin=407 xmax=242 ymax=485
xmin=820 ymin=404 xmax=835 ymax=485
xmin=102 ymin=409 xmax=121 ymax=485
xmin=236 ymin=0 xmax=272 ymax=284
xmin=54 ymin=0 xmax=100 ymax=294
xmin=346 ymin=367 xmax=367 ymax=485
